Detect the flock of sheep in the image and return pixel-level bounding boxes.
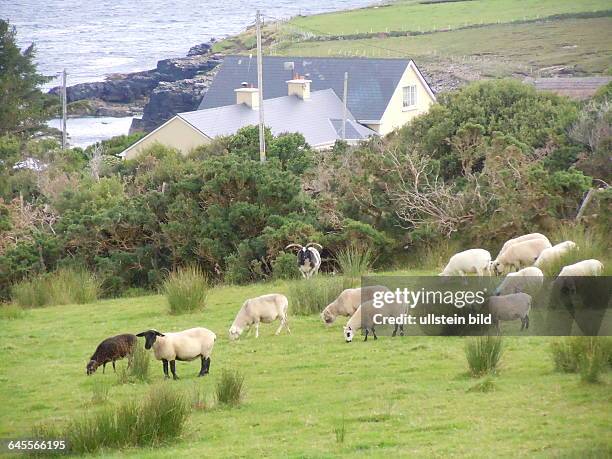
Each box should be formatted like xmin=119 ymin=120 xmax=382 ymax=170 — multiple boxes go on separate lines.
xmin=86 ymin=232 xmax=605 ymax=378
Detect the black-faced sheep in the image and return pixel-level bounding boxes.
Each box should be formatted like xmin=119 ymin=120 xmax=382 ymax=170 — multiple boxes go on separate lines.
xmin=86 ymin=334 xmax=136 ymax=375
xmin=285 ymin=243 xmax=322 ymax=279
xmin=136 ymin=327 xmax=216 ymax=380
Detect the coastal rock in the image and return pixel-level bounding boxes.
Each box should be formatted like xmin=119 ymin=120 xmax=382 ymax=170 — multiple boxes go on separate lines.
xmin=187 ymin=40 xmax=215 ymax=56
xmin=132 ymin=68 xmax=219 ymax=133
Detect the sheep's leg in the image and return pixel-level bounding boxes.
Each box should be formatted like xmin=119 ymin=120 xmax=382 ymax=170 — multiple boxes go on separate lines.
xmin=102 ymin=362 xmax=106 ymax=374
xmin=392 ymin=324 xmax=398 ymax=337
xmin=275 ymin=320 xmax=284 ymax=335
xmin=112 ymin=361 xmax=116 ymax=373
xmin=198 ymin=356 xmax=210 ymax=377
xmin=364 ymin=329 xmax=369 ymax=341
xmin=372 ymin=327 xmax=378 ymax=340
xmin=400 ymin=324 xmax=404 ymax=336
xmin=162 ymin=359 xmax=169 ymax=379
xmin=170 ymin=360 xmax=179 ymax=380
xmin=525 ymin=315 xmax=529 ymax=330
xmin=255 ymin=322 xmax=259 ymax=338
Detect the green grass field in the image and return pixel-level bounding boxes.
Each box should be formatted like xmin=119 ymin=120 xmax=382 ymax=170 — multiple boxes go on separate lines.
xmin=290 ymin=0 xmax=611 ymax=36
xmin=277 ymin=16 xmax=612 ymax=77
xmin=1 ymin=275 xmax=611 ymax=457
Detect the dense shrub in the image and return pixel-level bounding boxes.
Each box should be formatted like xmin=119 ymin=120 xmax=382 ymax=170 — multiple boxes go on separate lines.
xmin=163 ymin=265 xmax=208 ymax=314
xmin=272 ymin=252 xmax=300 ymax=280
xmin=550 ymin=337 xmax=611 ymax=381
xmin=465 ymin=335 xmax=503 ymax=377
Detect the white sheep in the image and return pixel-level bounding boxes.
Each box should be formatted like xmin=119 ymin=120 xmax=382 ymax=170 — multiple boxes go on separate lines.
xmin=494 ymin=266 xmax=544 ymax=295
xmin=320 ymin=285 xmax=391 ymax=325
xmin=534 ymin=241 xmax=577 ymax=268
xmin=558 ymin=259 xmax=604 ymax=277
xmin=497 ymin=233 xmax=550 ymax=258
xmin=439 ymin=249 xmax=492 ymax=276
xmin=487 ymin=293 xmax=532 ymax=332
xmin=492 ymin=238 xmax=551 ymax=275
xmin=136 ymin=327 xmax=216 ymax=380
xmin=229 ymin=293 xmax=290 ymax=340
xmin=343 ymin=299 xmax=407 ymax=342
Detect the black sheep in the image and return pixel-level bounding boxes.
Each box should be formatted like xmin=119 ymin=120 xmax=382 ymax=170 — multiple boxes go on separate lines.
xmin=86 ymin=334 xmax=137 ymax=375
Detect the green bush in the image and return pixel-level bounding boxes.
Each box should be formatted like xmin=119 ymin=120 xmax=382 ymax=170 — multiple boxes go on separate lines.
xmin=215 ymin=369 xmax=245 ymax=406
xmin=11 ymin=268 xmax=99 ymax=308
xmin=288 ymin=275 xmax=346 ymax=316
xmin=465 ymin=335 xmax=503 ymax=377
xmin=551 ymin=337 xmax=611 ymax=380
xmin=0 ymin=303 xmax=25 ymax=320
xmin=272 ymin=252 xmax=300 ymax=280
xmin=163 ymin=265 xmax=208 ymax=314
xmin=33 ymin=384 xmax=189 ymax=455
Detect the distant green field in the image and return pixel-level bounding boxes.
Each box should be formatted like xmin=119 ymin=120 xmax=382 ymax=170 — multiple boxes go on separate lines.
xmin=290 ymin=0 xmax=611 ymax=35
xmin=1 ymin=274 xmax=611 ymax=457
xmin=278 ymin=17 xmax=612 ymax=77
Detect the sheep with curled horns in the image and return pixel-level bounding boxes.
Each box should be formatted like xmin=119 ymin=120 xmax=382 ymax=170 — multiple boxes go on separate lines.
xmin=285 ymin=242 xmax=323 ymax=279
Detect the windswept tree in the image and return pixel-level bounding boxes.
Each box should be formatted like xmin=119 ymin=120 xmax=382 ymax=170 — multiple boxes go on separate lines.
xmin=0 ymin=19 xmax=54 ymax=138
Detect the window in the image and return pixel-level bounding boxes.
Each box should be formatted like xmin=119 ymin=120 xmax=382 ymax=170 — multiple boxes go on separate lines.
xmin=402 ymin=85 xmax=417 ymax=109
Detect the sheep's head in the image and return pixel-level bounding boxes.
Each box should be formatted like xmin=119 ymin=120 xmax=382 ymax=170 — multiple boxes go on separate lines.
xmin=491 ymin=261 xmax=504 ymax=276
xmin=136 ymin=330 xmax=165 ymax=349
xmin=343 ymin=326 xmax=354 ymax=343
xmin=86 ymin=359 xmax=98 ymax=375
xmin=228 ymin=325 xmax=242 ymax=341
xmin=321 ymin=307 xmax=335 ymax=325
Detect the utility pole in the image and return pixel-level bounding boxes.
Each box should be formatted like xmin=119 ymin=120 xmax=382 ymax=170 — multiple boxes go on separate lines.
xmin=61 ymin=68 xmax=67 ymax=149
xmin=256 ymin=10 xmax=266 ymax=162
xmin=342 ymin=72 xmax=348 ymax=140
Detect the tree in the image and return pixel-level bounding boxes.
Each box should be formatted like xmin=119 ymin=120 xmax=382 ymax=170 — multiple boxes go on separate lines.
xmin=0 ymin=20 xmax=55 ymax=137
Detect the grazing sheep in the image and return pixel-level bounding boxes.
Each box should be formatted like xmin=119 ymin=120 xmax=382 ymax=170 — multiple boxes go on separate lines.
xmin=534 ymin=241 xmax=578 ymax=268
xmin=492 ymin=238 xmax=552 ymax=275
xmin=558 ymin=259 xmax=604 ymax=277
xmin=87 ymin=334 xmax=136 ymax=375
xmin=229 ymin=293 xmax=290 ymax=340
xmin=495 ymin=266 xmax=544 ymax=295
xmin=321 ymin=285 xmax=391 ymax=325
xmin=343 ymin=299 xmax=407 ymax=342
xmin=487 ymin=293 xmax=532 ymax=332
xmin=439 ymin=249 xmax=492 ymax=276
xmin=285 ymin=243 xmax=322 ymax=279
xmin=497 ymin=233 xmax=550 ymax=258
xmin=136 ymin=328 xmax=216 ymax=380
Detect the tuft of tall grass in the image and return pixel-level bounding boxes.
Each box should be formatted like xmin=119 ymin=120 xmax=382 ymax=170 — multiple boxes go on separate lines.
xmin=11 ymin=267 xmax=99 ymax=308
xmin=163 ymin=265 xmax=208 ymax=314
xmin=0 ymin=303 xmax=25 ymax=320
xmin=336 ymin=244 xmax=375 ymax=281
xmin=551 ymin=337 xmax=611 ymax=382
xmin=467 ymin=376 xmax=497 ymax=393
xmin=117 ymin=344 xmax=151 ymax=384
xmin=90 ymin=380 xmax=111 ymax=405
xmin=34 ymin=384 xmax=189 ymax=455
xmin=215 ymin=369 xmax=245 ymax=406
xmin=287 ymin=275 xmax=346 ymax=316
xmin=333 ymin=416 xmax=347 ymax=444
xmin=465 ymin=335 xmax=503 ymax=377
xmin=542 ymin=225 xmax=610 ymax=276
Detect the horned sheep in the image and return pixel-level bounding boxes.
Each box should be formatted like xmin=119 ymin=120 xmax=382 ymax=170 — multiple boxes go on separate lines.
xmin=136 ymin=328 xmax=216 ymax=380
xmin=229 ymin=293 xmax=290 ymax=340
xmin=487 ymin=292 xmax=532 ymax=332
xmin=285 ymin=243 xmax=322 ymax=279
xmin=87 ymin=333 xmax=136 ymax=375
xmin=439 ymin=249 xmax=491 ymax=276
xmin=492 ymin=238 xmax=552 ymax=275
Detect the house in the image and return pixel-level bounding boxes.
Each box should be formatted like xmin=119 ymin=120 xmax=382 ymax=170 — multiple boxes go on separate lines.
xmin=524 ymin=76 xmax=611 ymax=100
xmin=199 ymin=56 xmax=436 ymax=135
xmin=121 ymin=56 xmax=436 ymax=159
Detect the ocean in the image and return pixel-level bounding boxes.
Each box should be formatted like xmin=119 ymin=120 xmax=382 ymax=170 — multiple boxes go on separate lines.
xmin=3 ymin=0 xmax=375 ymax=147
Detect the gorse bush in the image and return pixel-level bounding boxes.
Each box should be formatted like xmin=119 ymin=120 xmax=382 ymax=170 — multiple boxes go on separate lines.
xmin=288 ymin=275 xmax=346 ymax=316
xmin=11 ymin=268 xmax=99 ymax=308
xmin=336 ymin=244 xmax=374 ymax=281
xmin=33 ymin=384 xmax=189 ymax=455
xmin=465 ymin=335 xmax=503 ymax=377
xmin=215 ymin=369 xmax=245 ymax=406
xmin=272 ymin=252 xmax=301 ymax=280
xmin=163 ymin=265 xmax=208 ymax=314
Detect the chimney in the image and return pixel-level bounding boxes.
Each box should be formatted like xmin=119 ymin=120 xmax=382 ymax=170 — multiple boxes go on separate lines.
xmin=286 ymin=74 xmax=311 ymax=100
xmin=235 ymin=83 xmax=260 ymax=109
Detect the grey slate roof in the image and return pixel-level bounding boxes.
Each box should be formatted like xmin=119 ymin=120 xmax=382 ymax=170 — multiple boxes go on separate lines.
xmin=180 ymin=89 xmax=376 ymax=148
xmin=197 ymin=55 xmax=413 ymax=121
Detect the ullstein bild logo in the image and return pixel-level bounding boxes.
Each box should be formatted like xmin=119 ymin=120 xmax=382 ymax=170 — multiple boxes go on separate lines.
xmin=359 ymin=276 xmax=612 ymax=337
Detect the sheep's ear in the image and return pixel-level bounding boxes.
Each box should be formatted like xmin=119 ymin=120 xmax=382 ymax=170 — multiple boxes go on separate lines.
xmin=155 ymin=331 xmax=165 ymax=337
xmin=136 ymin=331 xmax=148 ymax=337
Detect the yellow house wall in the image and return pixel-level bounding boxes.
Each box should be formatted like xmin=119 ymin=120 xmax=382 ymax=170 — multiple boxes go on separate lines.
xmin=377 ymin=64 xmax=435 ymax=136
xmin=123 ymin=117 xmax=209 ymax=160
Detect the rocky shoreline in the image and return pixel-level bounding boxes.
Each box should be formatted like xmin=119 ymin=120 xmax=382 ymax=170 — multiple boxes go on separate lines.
xmin=48 ymin=41 xmax=222 ymax=133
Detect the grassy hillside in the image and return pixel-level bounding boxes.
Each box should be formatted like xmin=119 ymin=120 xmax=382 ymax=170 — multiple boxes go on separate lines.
xmin=1 ymin=274 xmax=611 ymax=457
xmin=289 ymin=0 xmax=611 ymax=36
